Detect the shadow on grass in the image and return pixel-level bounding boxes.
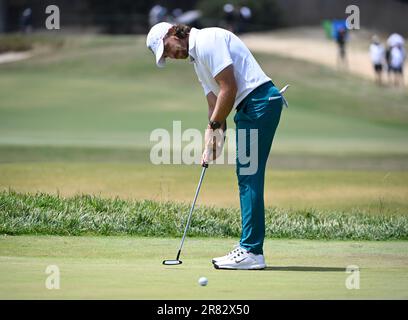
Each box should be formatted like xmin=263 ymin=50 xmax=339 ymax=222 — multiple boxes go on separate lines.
xmin=211 ymin=265 xmax=350 ymax=272
xmin=264 ymin=266 xmax=348 ymax=272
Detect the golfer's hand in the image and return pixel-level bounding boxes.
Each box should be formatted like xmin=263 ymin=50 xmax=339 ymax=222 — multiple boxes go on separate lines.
xmin=201 ymin=127 xmax=225 ymax=165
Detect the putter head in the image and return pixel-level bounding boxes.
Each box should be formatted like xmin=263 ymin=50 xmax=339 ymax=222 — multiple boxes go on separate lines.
xmin=163 ymin=259 xmax=182 ymax=265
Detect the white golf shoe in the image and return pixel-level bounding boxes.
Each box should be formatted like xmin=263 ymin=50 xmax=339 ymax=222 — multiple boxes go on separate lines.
xmin=213 ymin=247 xmax=266 ymax=270
xmin=211 ymin=244 xmax=240 ymax=264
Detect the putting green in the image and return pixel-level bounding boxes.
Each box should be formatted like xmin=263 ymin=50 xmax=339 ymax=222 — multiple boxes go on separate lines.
xmin=0 ymin=235 xmax=407 ymax=299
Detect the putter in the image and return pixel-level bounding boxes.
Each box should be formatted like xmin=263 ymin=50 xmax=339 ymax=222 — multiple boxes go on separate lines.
xmin=163 ymin=162 xmax=208 ymax=265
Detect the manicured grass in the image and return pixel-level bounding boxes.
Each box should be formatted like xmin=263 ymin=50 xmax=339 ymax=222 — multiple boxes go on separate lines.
xmin=1 ymin=145 xmax=408 ymax=171
xmin=1 ymin=191 xmax=407 ymax=240
xmin=0 ymin=35 xmax=407 ymax=158
xmin=0 ymin=235 xmax=407 ymax=299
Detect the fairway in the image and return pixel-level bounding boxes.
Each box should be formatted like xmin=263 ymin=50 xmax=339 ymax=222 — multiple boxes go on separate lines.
xmin=0 ymin=235 xmax=407 ymax=299
xmin=1 ymin=35 xmax=408 ymax=161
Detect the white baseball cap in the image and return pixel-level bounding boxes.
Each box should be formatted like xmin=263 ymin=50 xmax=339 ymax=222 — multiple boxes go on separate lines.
xmin=146 ymin=22 xmax=173 ymax=67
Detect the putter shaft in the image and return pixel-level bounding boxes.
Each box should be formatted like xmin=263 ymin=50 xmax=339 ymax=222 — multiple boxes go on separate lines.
xmin=177 ymin=165 xmax=207 ymax=259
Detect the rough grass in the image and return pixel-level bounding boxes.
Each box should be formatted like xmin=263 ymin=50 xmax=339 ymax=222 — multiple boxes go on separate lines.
xmin=0 ymin=34 xmax=64 ymax=53
xmin=1 ymin=190 xmax=407 ymax=240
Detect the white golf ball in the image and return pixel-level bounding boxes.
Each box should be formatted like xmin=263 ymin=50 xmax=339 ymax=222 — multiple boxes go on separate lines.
xmin=198 ymin=277 xmax=208 ymax=286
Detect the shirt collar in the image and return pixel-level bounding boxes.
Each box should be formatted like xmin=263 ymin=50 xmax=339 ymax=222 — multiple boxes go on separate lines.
xmin=188 ymin=27 xmax=199 ymax=63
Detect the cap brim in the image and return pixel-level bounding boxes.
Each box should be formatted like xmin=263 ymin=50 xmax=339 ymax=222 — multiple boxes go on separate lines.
xmin=155 ymin=41 xmax=166 ymax=68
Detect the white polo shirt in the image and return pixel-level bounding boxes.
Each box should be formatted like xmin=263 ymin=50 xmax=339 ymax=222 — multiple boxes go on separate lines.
xmin=188 ymin=27 xmax=271 ymax=109
xmin=369 ymin=43 xmax=384 ymax=65
xmin=390 ymin=46 xmax=405 ymax=69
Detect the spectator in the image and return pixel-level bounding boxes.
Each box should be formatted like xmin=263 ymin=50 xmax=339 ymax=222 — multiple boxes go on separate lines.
xmin=390 ymin=44 xmax=405 ymax=87
xmin=172 ymin=8 xmax=183 ymax=20
xmin=237 ymin=6 xmax=252 ymax=34
xmin=223 ymin=3 xmax=236 ymax=33
xmin=386 ymin=33 xmax=405 ymax=86
xmin=369 ymin=35 xmax=385 ymax=86
xmin=20 ymin=8 xmax=33 ymax=34
xmin=385 ymin=45 xmax=393 ymax=84
xmin=149 ymin=4 xmax=168 ymax=27
xmin=336 ymin=26 xmax=348 ymax=69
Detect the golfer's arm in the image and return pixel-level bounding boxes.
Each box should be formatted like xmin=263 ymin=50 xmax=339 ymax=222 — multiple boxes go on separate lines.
xmin=206 ymin=92 xmax=227 ymax=131
xmin=206 ymin=91 xmax=217 ymax=119
xmin=209 ymin=65 xmax=237 ymax=127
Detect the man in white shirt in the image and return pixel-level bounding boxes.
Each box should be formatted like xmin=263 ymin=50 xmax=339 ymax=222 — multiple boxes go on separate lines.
xmin=369 ymin=35 xmax=385 ymax=85
xmin=390 ymin=44 xmax=405 ymax=87
xmin=146 ymin=23 xmax=286 ymax=270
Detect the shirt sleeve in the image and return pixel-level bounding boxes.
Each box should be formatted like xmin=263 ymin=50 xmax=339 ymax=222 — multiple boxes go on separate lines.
xmin=198 ymin=74 xmax=211 ymax=96
xmin=194 ymin=64 xmax=211 ymax=96
xmin=198 ymin=32 xmax=233 ymax=78
xmin=201 ymin=83 xmax=211 ymax=96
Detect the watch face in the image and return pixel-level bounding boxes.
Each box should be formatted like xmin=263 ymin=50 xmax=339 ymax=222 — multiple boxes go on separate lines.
xmin=210 ymin=121 xmax=221 ymax=129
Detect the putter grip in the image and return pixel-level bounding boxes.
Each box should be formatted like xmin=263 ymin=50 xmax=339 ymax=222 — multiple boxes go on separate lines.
xmin=202 ymin=162 xmax=208 ymax=168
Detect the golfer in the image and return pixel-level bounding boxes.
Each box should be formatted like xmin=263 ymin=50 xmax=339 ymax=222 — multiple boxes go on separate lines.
xmin=146 ymin=23 xmax=287 ymax=270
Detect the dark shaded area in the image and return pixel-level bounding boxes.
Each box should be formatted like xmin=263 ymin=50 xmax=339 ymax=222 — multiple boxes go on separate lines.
xmin=264 ymin=266 xmax=348 ymax=272
xmin=197 ymin=0 xmax=282 ymax=33
xmin=1 ymin=0 xmax=407 ymax=34
xmin=275 ymin=0 xmax=408 ymax=35
xmin=1 ymin=0 xmax=199 ymax=33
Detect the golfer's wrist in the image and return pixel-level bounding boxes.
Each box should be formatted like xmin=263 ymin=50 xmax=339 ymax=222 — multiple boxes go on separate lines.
xmin=207 ymin=120 xmax=226 ymax=130
xmin=208 ymin=120 xmax=222 ymax=130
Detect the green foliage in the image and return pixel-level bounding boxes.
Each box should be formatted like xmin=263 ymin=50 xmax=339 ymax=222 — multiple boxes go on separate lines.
xmin=1 ymin=191 xmax=407 ymax=240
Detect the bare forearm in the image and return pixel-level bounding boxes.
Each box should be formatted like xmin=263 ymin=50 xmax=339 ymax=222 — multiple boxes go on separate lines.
xmin=210 ymin=89 xmax=235 ymax=125
xmin=210 ymin=65 xmax=237 ymax=125
xmin=208 ymin=105 xmax=215 ymax=120
xmin=207 ymin=92 xmax=227 ymax=130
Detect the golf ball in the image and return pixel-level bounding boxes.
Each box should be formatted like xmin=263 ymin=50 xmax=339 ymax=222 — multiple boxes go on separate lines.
xmin=198 ymin=277 xmax=208 ymax=286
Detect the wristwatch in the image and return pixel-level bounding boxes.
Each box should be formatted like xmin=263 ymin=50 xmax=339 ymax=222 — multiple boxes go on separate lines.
xmin=209 ymin=120 xmax=222 ymax=130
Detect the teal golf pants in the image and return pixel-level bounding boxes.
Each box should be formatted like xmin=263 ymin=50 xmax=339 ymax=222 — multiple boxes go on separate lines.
xmin=234 ymin=81 xmax=283 ymax=255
